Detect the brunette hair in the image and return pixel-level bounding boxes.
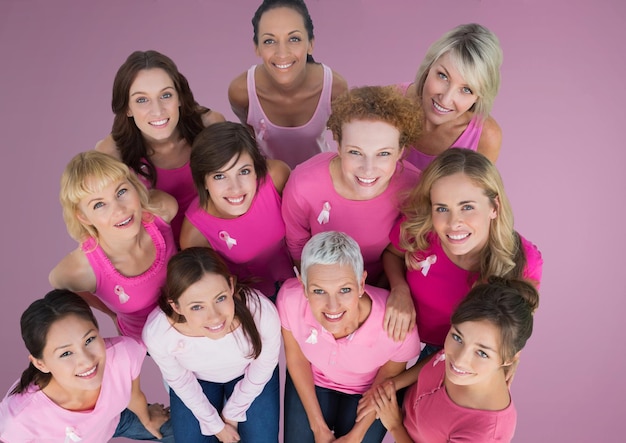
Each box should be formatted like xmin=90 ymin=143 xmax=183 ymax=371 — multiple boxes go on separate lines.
xmin=111 ymin=50 xmax=207 ymax=186
xmin=160 ymin=247 xmax=263 ymax=359
xmin=11 ymin=290 xmax=98 ymax=395
xmin=190 ymin=122 xmax=268 ymax=209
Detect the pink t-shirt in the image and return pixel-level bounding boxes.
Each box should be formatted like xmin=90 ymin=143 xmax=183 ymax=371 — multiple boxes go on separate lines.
xmin=276 ymin=278 xmax=420 ymax=395
xmin=143 ymin=293 xmax=280 ymax=436
xmin=403 ymin=350 xmax=517 ymax=442
xmin=390 ymin=219 xmax=543 ymax=346
xmin=82 ymin=215 xmax=177 ymax=341
xmin=0 ymin=337 xmax=145 ymax=443
xmin=185 ymin=177 xmax=294 ymax=297
xmin=396 ymin=82 xmax=484 ymax=171
xmin=246 ymin=64 xmax=334 ymax=169
xmin=282 ymin=152 xmax=420 ymax=282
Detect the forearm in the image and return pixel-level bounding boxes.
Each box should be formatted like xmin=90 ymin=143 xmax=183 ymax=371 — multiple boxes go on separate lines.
xmin=383 ymin=249 xmax=410 ymax=292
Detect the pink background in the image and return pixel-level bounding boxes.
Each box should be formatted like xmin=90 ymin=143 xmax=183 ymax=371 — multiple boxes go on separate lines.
xmin=0 ymin=0 xmax=623 ymax=441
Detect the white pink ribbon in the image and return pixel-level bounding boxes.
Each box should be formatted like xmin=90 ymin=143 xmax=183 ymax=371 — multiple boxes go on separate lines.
xmin=305 ymin=328 xmax=318 ymax=344
xmin=433 ymin=352 xmax=446 ymax=367
xmin=257 ymin=118 xmax=267 ymax=141
xmin=418 ymin=254 xmax=437 ymax=276
xmin=114 ymin=285 xmax=130 ymax=304
xmin=65 ymin=427 xmax=82 ymax=442
xmin=219 ymin=231 xmax=238 ymax=250
xmin=317 ymin=202 xmax=331 ymax=225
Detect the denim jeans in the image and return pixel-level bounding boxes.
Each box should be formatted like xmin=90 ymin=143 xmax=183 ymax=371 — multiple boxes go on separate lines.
xmin=283 ymin=372 xmax=387 ymax=443
xmin=113 ymin=407 xmax=174 ymax=442
xmin=418 ymin=343 xmax=442 ymax=361
xmin=169 ymin=365 xmax=280 ymax=443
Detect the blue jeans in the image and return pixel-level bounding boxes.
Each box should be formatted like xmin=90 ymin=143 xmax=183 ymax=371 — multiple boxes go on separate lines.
xmin=418 ymin=343 xmax=442 ymax=361
xmin=113 ymin=407 xmax=174 ymax=442
xmin=283 ymin=372 xmax=387 ymax=443
xmin=169 ymin=366 xmax=280 ymax=443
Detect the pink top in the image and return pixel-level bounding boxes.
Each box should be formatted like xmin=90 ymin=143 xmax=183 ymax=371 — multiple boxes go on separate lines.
xmin=139 ymin=160 xmax=195 ymax=245
xmin=143 ymin=293 xmax=281 ymax=436
xmin=276 ymin=278 xmax=420 ymax=395
xmin=403 ymin=350 xmax=517 ymax=442
xmin=396 ymin=82 xmax=483 ymax=171
xmin=82 ymin=215 xmax=177 ymax=341
xmin=246 ymin=64 xmax=334 ymax=169
xmin=390 ymin=219 xmax=543 ymax=346
xmin=185 ymin=177 xmax=294 ymax=297
xmin=282 ymin=152 xmax=420 ymax=282
xmin=0 ymin=337 xmax=145 ymax=443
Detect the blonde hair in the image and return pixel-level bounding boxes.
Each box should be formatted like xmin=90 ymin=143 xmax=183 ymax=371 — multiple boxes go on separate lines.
xmin=59 ymin=151 xmax=154 ymax=242
xmin=400 ymin=148 xmax=525 ymax=279
xmin=415 ymin=23 xmax=502 ymax=120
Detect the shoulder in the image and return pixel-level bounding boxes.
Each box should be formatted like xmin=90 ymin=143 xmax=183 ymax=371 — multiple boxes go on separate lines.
xmin=49 ymin=248 xmax=95 ymax=292
xmin=201 ymin=108 xmax=226 ymax=126
xmin=267 ymin=159 xmax=291 ymax=194
xmin=477 ymin=116 xmax=502 ymax=163
xmin=228 ymin=71 xmax=250 ymax=107
xmin=517 ymin=233 xmax=543 ymax=284
xmin=276 ymin=278 xmax=304 ymax=312
xmin=148 ymin=189 xmax=178 ymax=223
xmin=106 ymin=336 xmax=146 ymax=363
xmin=142 ymin=308 xmax=170 ymax=343
xmin=94 ymin=136 xmax=122 ymax=160
xmin=330 ymin=68 xmax=348 ymax=100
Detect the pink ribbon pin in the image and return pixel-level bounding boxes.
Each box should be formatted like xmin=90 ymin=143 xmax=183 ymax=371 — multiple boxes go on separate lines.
xmin=257 ymin=118 xmax=267 ymax=141
xmin=317 ymin=202 xmax=331 ymax=225
xmin=418 ymin=254 xmax=437 ymax=276
xmin=114 ymin=285 xmax=130 ymax=304
xmin=305 ymin=328 xmax=318 ymax=344
xmin=65 ymin=427 xmax=82 ymax=442
xmin=219 ymin=231 xmax=238 ymax=250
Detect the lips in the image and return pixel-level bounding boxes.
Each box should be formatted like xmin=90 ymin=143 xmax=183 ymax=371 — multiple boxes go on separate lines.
xmin=225 ymin=195 xmax=245 ymax=205
xmin=274 ymin=62 xmax=294 ymax=69
xmin=447 ymin=232 xmax=470 ymax=241
xmin=356 ymin=176 xmax=379 ymax=186
xmin=323 ymin=311 xmax=345 ymax=322
xmin=76 ymin=365 xmax=97 ymax=378
xmin=432 ymin=100 xmax=452 ymax=114
xmin=449 ymin=361 xmax=473 ymax=376
xmin=114 ymin=216 xmax=133 ymax=227
xmin=205 ymin=321 xmax=226 ymax=333
xmin=149 ymin=118 xmax=169 ymax=127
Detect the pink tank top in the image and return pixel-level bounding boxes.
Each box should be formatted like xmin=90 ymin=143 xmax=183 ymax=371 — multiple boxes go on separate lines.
xmin=247 ymin=64 xmax=334 ymax=169
xmin=396 ymin=82 xmax=483 ymax=171
xmin=185 ymin=177 xmax=294 ymax=297
xmin=81 ymin=215 xmax=177 ymax=341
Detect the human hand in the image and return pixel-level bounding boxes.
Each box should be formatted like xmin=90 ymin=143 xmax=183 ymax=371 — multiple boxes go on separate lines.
xmin=312 ymin=424 xmax=335 ymax=443
xmin=142 ymin=403 xmax=170 ymax=439
xmin=384 ymin=286 xmax=416 ymax=342
xmin=372 ymin=383 xmax=403 ymax=432
xmin=216 ymin=422 xmax=240 ymax=443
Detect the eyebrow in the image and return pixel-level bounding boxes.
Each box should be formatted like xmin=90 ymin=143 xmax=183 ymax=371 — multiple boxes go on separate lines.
xmin=453 ymin=326 xmax=497 ymax=352
xmin=130 ymin=85 xmax=175 ymax=97
xmin=54 ymin=328 xmax=96 ymax=352
xmin=214 ymin=163 xmax=253 ymax=174
xmin=86 ymin=182 xmax=126 ymax=206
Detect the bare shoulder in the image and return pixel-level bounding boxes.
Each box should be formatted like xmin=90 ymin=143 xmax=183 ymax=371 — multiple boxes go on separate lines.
xmin=179 ymin=217 xmax=211 ymax=250
xmin=267 ymin=159 xmax=291 ymax=194
xmin=201 ymin=108 xmax=226 ymax=127
xmin=49 ymin=248 xmax=96 ymax=292
xmin=330 ymin=69 xmax=348 ymax=100
xmin=149 ymin=189 xmax=179 ymax=223
xmin=94 ymin=134 xmax=122 ymax=160
xmin=228 ymin=71 xmax=249 ymax=108
xmin=477 ymin=116 xmax=503 ymax=163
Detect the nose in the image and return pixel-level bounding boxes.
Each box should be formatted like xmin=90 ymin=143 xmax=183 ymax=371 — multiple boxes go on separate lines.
xmin=361 ymin=155 xmax=375 ymax=175
xmin=326 ymin=294 xmax=340 ymax=311
xmin=449 ymin=209 xmax=463 ymax=228
xmin=149 ymin=98 xmax=164 ymax=116
xmin=275 ymin=40 xmax=289 ymax=57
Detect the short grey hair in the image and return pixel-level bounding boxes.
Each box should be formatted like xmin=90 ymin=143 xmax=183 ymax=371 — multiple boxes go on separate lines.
xmin=300 ymin=232 xmax=364 ymax=287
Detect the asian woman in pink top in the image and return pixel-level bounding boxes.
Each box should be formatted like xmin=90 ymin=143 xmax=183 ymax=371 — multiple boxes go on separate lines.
xmin=384 ymin=148 xmax=542 ymax=362
xmin=0 ymin=289 xmax=172 ymax=442
xmin=49 ymin=151 xmax=178 ymax=341
xmin=143 ymin=247 xmax=281 ymax=443
xmin=96 ymin=50 xmax=225 ymax=242
xmin=228 ymin=0 xmax=348 ymax=168
xmin=180 ymin=121 xmax=293 ymax=299
xmin=398 ymin=24 xmax=503 ymax=170
xmin=369 ymin=278 xmax=539 ymax=443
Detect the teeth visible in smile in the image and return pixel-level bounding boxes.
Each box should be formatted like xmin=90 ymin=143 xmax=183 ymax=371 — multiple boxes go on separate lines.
xmin=451 ymin=363 xmax=471 ymax=374
xmin=150 ymin=119 xmax=168 ymax=126
xmin=357 ymin=177 xmax=376 ymax=184
xmin=433 ymin=101 xmax=452 ymax=113
xmin=275 ymin=62 xmax=294 ymax=69
xmin=208 ymin=322 xmax=224 ymax=330
xmin=324 ymin=312 xmax=344 ymax=320
xmin=115 ymin=217 xmax=132 ymax=227
xmin=227 ymin=196 xmax=244 ymax=204
xmin=77 ymin=366 xmax=96 ymax=377
xmin=448 ymin=233 xmax=469 ymax=240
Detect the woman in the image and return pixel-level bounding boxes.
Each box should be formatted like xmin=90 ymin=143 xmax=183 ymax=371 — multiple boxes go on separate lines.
xmin=277 ymin=231 xmax=420 ymax=442
xmin=143 ymin=247 xmax=281 ymax=443
xmin=96 ymin=50 xmax=225 ymax=241
xmin=180 ymin=121 xmax=293 ymax=299
xmin=398 ymin=23 xmax=503 ymax=169
xmin=49 ymin=150 xmax=178 ymax=341
xmin=0 ymin=289 xmax=173 ymax=442
xmin=384 ymin=148 xmax=542 ymax=355
xmin=369 ymin=278 xmax=539 ymax=442
xmin=228 ymin=0 xmax=348 ymax=168
xmin=281 ymin=85 xmax=422 ymax=292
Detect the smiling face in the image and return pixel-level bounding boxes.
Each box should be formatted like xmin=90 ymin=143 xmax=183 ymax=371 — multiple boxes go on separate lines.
xmin=335 ymin=119 xmax=403 ymax=200
xmin=421 ymin=53 xmax=478 ymax=127
xmin=304 ymin=263 xmax=366 ymax=339
xmin=170 ymin=272 xmax=237 ymax=339
xmin=126 ymin=68 xmax=181 ymax=142
xmin=430 ymin=172 xmax=497 ymax=267
xmin=255 ymin=6 xmax=314 ymax=85
xmin=76 ymin=177 xmax=143 ymax=240
xmin=204 ymin=151 xmax=258 ymax=218
xmin=444 ymin=320 xmax=508 ymax=388
xmin=30 ymin=314 xmax=106 ymax=394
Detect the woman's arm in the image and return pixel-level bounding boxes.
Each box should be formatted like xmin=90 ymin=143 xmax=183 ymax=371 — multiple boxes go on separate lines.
xmin=228 ymin=72 xmax=250 ymax=125
xmin=476 ymin=116 xmax=502 ymax=163
xmin=382 ymin=244 xmax=416 ymax=341
xmin=127 ymin=377 xmax=168 ymax=439
xmin=283 ymin=327 xmax=335 ymax=443
xmin=148 ymin=189 xmax=178 ymax=224
xmin=267 ymin=159 xmax=291 ymax=195
xmin=372 ymin=383 xmax=414 ymax=443
xmin=179 ymin=217 xmax=211 ymax=250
